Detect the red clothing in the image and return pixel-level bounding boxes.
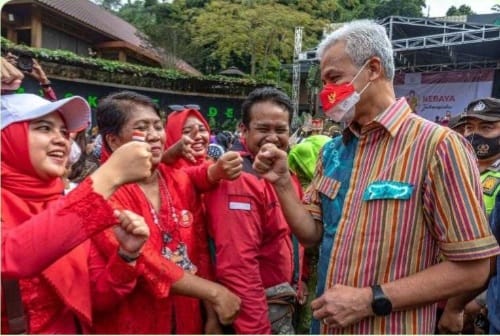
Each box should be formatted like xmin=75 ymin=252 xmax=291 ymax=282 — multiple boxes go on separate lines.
xmin=165 ymin=108 xmax=215 ymax=191
xmin=165 ymin=107 xmax=210 ymax=168
xmin=184 ymin=159 xmax=216 ymax=192
xmin=42 ymin=86 xmax=57 ymax=101
xmin=203 ymin=144 xmax=303 ymax=334
xmin=1 ymin=122 xmax=117 ymax=334
xmin=90 ymin=164 xmax=212 ymax=334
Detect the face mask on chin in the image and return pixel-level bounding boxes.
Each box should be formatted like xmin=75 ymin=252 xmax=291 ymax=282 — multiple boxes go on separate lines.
xmin=319 ymin=62 xmax=371 ymax=123
xmin=465 ymin=133 xmax=500 ymax=160
xmin=68 ymin=140 xmax=82 ymax=165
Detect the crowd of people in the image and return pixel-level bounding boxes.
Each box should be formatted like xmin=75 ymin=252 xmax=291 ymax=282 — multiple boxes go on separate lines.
xmin=1 ymin=18 xmax=500 ymax=335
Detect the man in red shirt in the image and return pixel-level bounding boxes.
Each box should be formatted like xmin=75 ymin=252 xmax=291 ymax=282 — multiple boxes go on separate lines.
xmin=204 ymin=87 xmax=303 ymax=334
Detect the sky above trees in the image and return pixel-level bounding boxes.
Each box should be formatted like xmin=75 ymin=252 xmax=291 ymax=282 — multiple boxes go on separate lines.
xmin=425 ymin=0 xmax=498 ymax=17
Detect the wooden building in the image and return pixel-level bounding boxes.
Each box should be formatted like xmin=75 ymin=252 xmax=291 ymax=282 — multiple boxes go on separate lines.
xmin=1 ymin=0 xmax=201 ymax=75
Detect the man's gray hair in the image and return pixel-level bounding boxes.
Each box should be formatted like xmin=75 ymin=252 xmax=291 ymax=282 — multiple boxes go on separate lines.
xmin=317 ymin=19 xmax=395 ymax=81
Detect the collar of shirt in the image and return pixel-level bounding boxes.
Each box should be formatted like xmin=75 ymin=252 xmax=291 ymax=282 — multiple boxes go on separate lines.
xmin=342 ymin=97 xmax=411 ymax=144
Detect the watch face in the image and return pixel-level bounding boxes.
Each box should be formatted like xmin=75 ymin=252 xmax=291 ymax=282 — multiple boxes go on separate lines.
xmin=373 ymin=297 xmax=392 ymax=316
xmin=207 ymin=144 xmax=225 ymax=160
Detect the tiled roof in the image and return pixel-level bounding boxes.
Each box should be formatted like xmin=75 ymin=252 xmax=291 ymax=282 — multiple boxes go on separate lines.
xmin=38 ymin=0 xmax=147 ymax=49
xmin=175 ymin=59 xmax=202 ymax=76
xmin=36 ymin=0 xmax=201 ymax=75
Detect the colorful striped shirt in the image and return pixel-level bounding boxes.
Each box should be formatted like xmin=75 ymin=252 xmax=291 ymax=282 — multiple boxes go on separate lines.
xmin=304 ymin=98 xmax=500 ymax=334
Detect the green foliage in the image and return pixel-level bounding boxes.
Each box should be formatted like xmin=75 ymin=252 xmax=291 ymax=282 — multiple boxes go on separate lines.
xmin=117 ymin=0 xmax=204 ymax=70
xmin=96 ymin=0 xmax=429 ymax=84
xmin=306 ymin=64 xmax=321 ymax=89
xmin=2 ymin=37 xmax=178 ymax=77
xmin=190 ymin=0 xmax=327 ymax=78
xmin=1 ymin=37 xmax=274 ymax=95
xmin=185 ymin=0 xmax=210 ymax=8
xmin=446 ymin=4 xmax=475 ymax=16
xmin=373 ymin=0 xmax=425 ymax=18
xmin=93 ymin=0 xmax=122 ymax=11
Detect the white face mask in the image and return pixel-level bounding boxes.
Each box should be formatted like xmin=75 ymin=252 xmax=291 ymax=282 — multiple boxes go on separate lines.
xmin=68 ymin=140 xmax=82 ymax=165
xmin=327 ymin=92 xmax=360 ymax=123
xmin=322 ymin=62 xmax=371 ymax=123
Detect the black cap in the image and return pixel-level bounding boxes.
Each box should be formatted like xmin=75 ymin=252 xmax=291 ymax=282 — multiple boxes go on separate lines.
xmin=464 ymin=97 xmax=500 ymax=122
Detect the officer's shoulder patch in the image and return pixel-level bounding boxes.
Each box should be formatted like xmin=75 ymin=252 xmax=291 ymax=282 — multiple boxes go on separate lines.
xmin=482 ymin=175 xmax=500 ymax=196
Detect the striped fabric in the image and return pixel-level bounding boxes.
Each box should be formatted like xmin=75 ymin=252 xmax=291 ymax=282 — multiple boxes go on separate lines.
xmin=305 ymin=98 xmax=500 ymax=334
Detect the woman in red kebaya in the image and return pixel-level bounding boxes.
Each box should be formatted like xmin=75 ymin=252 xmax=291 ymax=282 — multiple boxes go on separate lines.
xmin=163 ymin=106 xmax=244 ymax=333
xmin=1 ymin=92 xmax=152 ymax=334
xmin=165 ymin=107 xmax=211 ymax=168
xmin=89 ymin=91 xmax=240 ymax=334
xmin=163 ymin=107 xmax=242 ymax=187
xmin=165 ymin=108 xmax=211 ymax=168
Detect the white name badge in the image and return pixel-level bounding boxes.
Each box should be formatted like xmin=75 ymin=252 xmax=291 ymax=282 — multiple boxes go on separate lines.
xmin=229 ymin=201 xmax=251 ymax=211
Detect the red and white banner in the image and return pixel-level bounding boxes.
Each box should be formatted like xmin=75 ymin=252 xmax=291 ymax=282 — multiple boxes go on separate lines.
xmin=394 ymin=69 xmax=494 ymax=121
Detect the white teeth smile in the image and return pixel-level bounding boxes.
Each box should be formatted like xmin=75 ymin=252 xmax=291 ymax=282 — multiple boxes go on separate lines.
xmin=48 ymin=151 xmax=65 ymax=158
xmin=192 ymin=144 xmax=205 ymax=151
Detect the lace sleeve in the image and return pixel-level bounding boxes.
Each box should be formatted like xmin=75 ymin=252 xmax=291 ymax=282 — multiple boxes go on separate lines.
xmin=2 ymin=178 xmax=117 ymax=278
xmin=58 ymin=177 xmax=116 ymax=236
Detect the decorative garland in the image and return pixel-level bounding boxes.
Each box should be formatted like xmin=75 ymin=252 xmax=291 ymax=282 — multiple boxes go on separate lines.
xmin=1 ymin=37 xmax=275 ymax=96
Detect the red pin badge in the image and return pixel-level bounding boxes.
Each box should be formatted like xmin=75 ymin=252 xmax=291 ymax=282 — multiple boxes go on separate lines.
xmin=179 ymin=210 xmax=193 ymax=228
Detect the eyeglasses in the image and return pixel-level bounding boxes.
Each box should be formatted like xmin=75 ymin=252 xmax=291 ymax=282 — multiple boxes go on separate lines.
xmin=168 ymin=104 xmax=201 ymax=112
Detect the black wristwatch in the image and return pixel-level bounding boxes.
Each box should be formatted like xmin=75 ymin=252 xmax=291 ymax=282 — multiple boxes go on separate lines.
xmin=118 ymin=249 xmax=140 ymax=263
xmin=371 ymin=284 xmax=392 ymax=316
xmin=40 ymin=81 xmax=52 ymax=88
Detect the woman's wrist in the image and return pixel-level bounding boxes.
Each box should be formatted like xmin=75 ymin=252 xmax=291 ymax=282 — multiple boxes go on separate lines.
xmin=38 ymin=75 xmax=50 ymax=84
xmin=207 ymin=162 xmax=222 ymax=184
xmin=90 ymin=163 xmax=123 ymax=199
xmin=40 ymin=80 xmax=51 ymax=88
xmin=118 ymin=247 xmax=141 ymax=263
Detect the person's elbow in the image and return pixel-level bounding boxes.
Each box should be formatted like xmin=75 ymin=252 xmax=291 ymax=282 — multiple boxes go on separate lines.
xmin=299 ymin=236 xmax=321 ymax=248
xmin=296 ymin=233 xmax=323 ymax=248
xmin=462 ymin=257 xmax=493 ymax=291
xmin=2 ymin=258 xmax=49 ymax=279
xmin=292 ymin=219 xmax=323 ymax=248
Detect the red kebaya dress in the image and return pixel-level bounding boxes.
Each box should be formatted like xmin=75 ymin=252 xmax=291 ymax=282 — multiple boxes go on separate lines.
xmin=1 ymin=122 xmax=117 ymax=334
xmin=90 ymin=161 xmax=212 ymax=334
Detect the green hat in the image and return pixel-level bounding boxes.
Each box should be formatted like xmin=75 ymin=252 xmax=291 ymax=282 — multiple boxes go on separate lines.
xmin=288 ymin=135 xmax=330 ymax=184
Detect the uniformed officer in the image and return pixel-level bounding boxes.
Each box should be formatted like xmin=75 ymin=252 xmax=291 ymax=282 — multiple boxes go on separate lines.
xmin=463 ymin=97 xmax=500 ymax=216
xmin=438 ymin=97 xmax=500 ymax=333
xmin=448 ymin=114 xmax=466 ymax=135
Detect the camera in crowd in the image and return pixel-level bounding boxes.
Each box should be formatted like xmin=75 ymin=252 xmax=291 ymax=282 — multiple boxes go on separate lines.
xmin=16 ymin=54 xmax=33 ymax=72
xmin=2 ymin=51 xmax=34 ymax=73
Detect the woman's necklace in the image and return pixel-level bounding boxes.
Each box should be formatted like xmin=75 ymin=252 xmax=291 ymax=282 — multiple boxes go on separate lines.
xmin=144 ymin=172 xmax=197 ymax=274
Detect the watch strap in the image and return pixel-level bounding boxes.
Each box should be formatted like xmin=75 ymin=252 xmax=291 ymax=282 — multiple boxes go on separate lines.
xmin=40 ymin=81 xmax=52 ymax=88
xmin=118 ymin=249 xmax=140 ymax=263
xmin=371 ymin=284 xmax=392 ymax=316
xmin=371 ymin=284 xmax=384 ymax=300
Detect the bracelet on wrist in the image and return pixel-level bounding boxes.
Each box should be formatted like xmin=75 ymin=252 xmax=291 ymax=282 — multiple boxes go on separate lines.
xmin=118 ymin=249 xmax=141 ymax=263
xmin=40 ymin=81 xmax=51 ymax=88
